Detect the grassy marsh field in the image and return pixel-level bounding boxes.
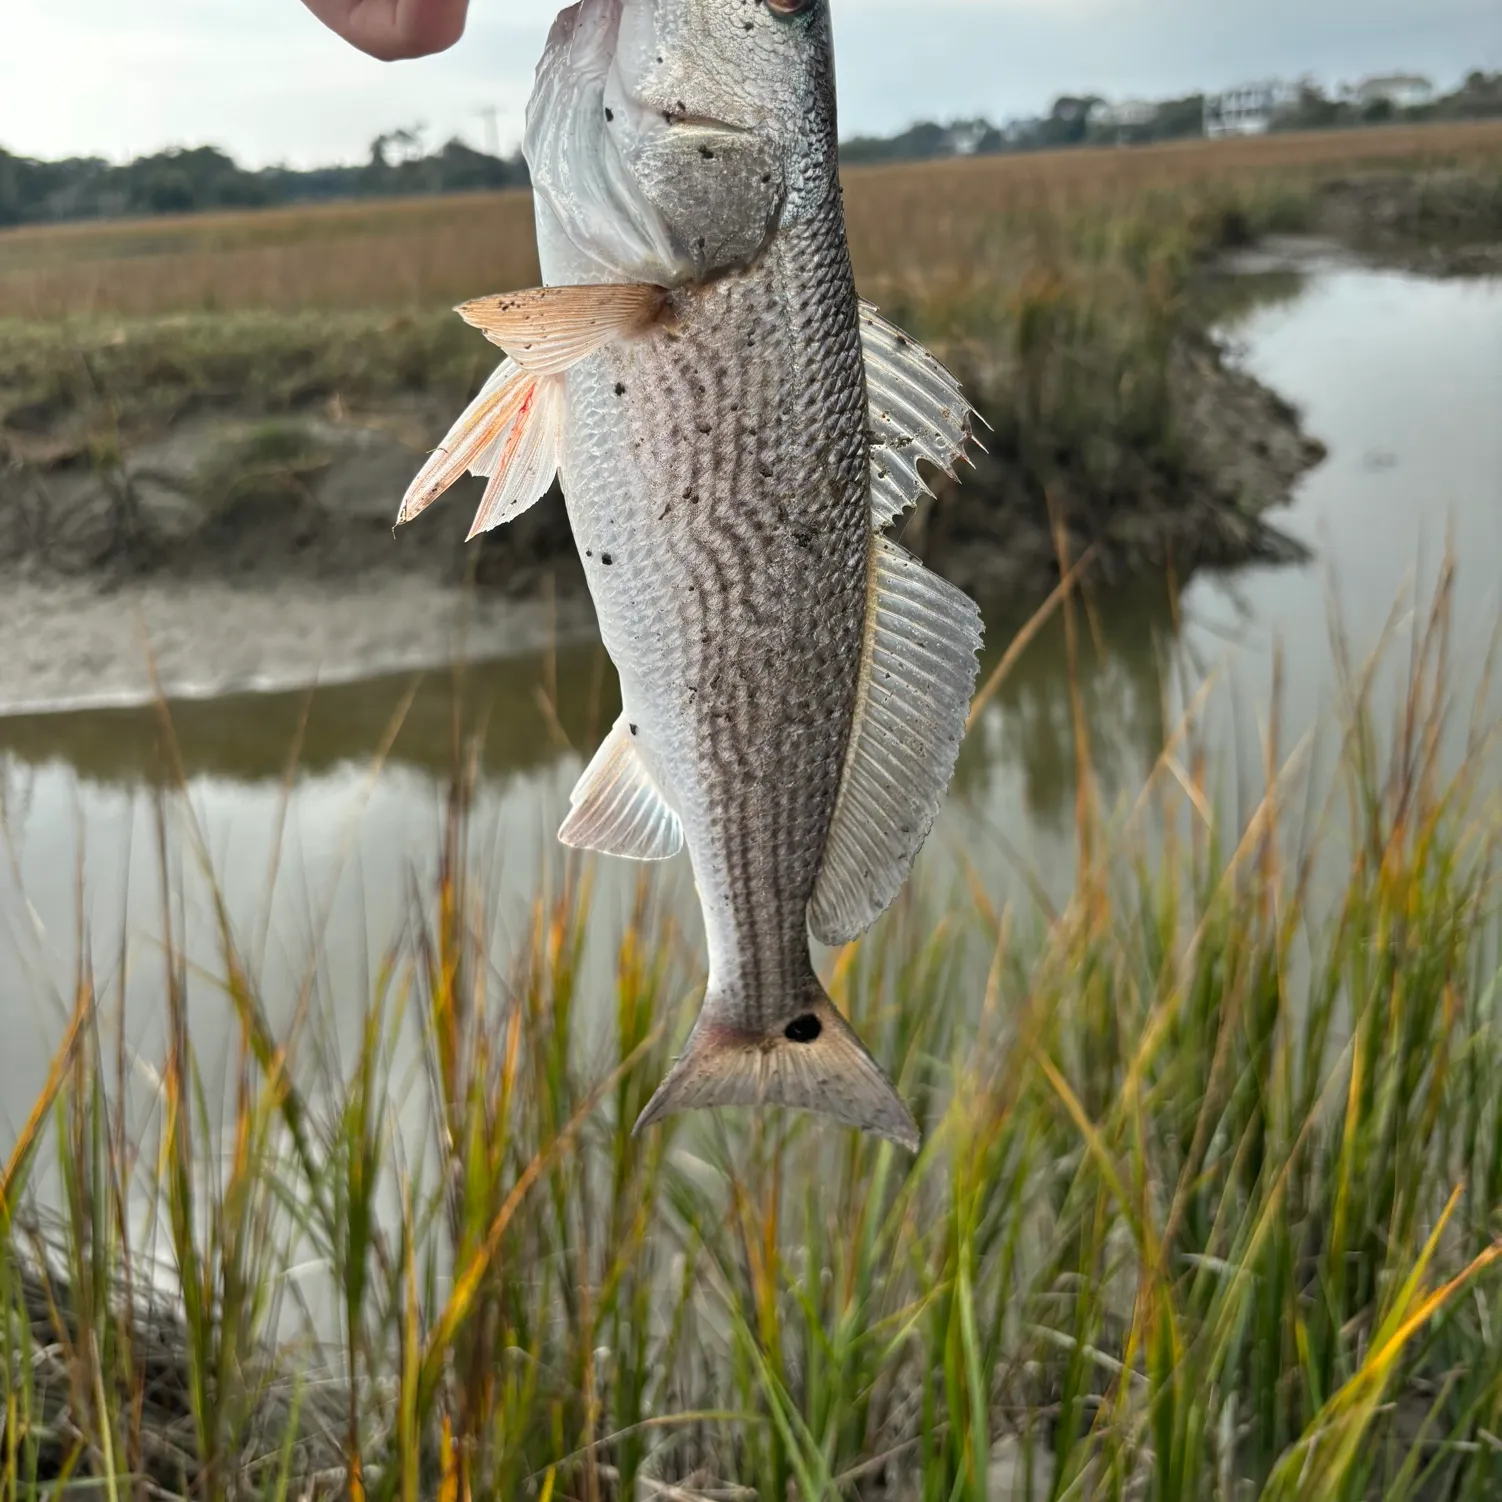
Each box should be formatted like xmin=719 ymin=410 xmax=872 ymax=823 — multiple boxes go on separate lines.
xmin=5 ymin=122 xmax=1502 ymax=1502
xmin=6 ymin=572 xmax=1502 ymax=1501
xmin=0 ymin=121 xmax=1500 ymax=320
xmin=3 ymin=121 xmax=1499 ymax=611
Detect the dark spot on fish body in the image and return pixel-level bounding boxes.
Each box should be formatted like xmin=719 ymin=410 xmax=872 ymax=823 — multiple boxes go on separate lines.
xmin=604 ymin=106 xmax=614 ymax=122
xmin=615 ymin=382 xmax=627 ymax=396
xmin=698 ymin=146 xmax=716 ymax=160
xmin=785 ymin=1014 xmax=822 ymax=1044
xmin=629 ymin=724 xmax=638 ymax=736
xmin=601 ymin=553 xmax=614 ymax=566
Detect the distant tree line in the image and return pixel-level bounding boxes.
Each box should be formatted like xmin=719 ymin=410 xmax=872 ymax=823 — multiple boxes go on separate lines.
xmin=839 ymin=91 xmax=1208 ymax=165
xmin=1275 ymin=69 xmax=1502 ymax=132
xmin=841 ymin=69 xmax=1501 ymax=166
xmin=2 ymin=70 xmax=1498 ymax=228
xmin=0 ymin=129 xmax=528 ymax=227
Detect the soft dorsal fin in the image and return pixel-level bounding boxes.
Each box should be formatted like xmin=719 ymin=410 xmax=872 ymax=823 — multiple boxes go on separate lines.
xmin=860 ymin=301 xmax=975 ymax=530
xmin=558 ymin=716 xmax=684 ymax=862
xmin=809 ymin=535 xmax=983 ymax=947
xmin=398 ymin=282 xmax=665 ymax=533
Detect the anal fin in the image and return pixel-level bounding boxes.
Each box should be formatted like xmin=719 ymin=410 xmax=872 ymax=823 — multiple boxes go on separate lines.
xmin=809 ymin=536 xmax=983 ymax=946
xmin=558 ymin=716 xmax=684 ymax=862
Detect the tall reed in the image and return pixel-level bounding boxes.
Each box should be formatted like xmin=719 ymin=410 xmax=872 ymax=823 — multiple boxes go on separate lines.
xmin=4 ymin=559 xmax=1502 ymax=1501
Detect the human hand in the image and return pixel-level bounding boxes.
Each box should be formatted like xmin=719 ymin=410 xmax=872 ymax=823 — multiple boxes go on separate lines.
xmin=299 ymin=0 xmax=470 ymax=60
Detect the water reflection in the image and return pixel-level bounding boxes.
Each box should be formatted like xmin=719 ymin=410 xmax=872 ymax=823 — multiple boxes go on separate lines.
xmin=0 ymin=640 xmax=621 ymax=788
xmin=960 ymin=578 xmax=1175 ymax=835
xmin=3 ymin=263 xmax=1501 ymax=1130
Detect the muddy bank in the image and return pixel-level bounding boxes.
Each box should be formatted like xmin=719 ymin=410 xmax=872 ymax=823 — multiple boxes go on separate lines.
xmin=904 ymin=327 xmax=1322 ymax=599
xmin=12 ymin=159 xmax=1502 ymax=711
xmin=0 ymin=343 xmax=1312 ymax=710
xmin=1310 ymin=168 xmax=1502 ymax=275
xmin=0 ymin=318 xmax=1322 ymax=712
xmin=0 ymin=320 xmax=1318 ymax=600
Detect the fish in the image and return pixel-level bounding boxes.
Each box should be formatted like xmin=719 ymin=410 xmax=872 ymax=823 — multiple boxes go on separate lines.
xmin=396 ymin=0 xmax=982 ymax=1152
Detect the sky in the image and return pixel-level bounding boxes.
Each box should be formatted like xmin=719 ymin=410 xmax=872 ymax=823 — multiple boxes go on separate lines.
xmin=3 ymin=0 xmax=1499 ymax=168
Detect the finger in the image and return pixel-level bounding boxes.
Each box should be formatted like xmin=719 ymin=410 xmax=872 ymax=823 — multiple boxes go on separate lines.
xmin=301 ymin=0 xmax=469 ymax=61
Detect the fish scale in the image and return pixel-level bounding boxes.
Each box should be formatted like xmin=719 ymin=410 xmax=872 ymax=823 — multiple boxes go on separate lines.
xmin=566 ymin=194 xmax=869 ymax=1029
xmin=397 ymin=0 xmax=984 ymax=1151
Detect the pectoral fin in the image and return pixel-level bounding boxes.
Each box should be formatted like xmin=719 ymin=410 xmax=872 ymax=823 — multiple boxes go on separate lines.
xmin=861 ymin=301 xmax=976 ymax=529
xmin=455 ymin=284 xmax=668 ymax=374
xmin=399 ymin=282 xmax=666 ymax=531
xmin=809 ymin=536 xmax=983 ymax=947
xmin=558 ymin=716 xmax=684 ymax=862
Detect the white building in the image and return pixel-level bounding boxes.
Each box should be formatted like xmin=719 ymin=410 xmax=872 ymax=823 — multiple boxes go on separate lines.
xmin=1352 ymin=73 xmax=1434 ymax=110
xmin=1204 ymin=80 xmax=1300 ymax=138
xmin=1088 ymin=99 xmax=1157 ymax=131
xmin=945 ymin=121 xmax=991 ymax=156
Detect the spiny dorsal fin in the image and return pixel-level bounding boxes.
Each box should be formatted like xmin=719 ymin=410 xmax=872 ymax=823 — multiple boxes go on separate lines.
xmin=558 ymin=716 xmax=684 ymax=862
xmin=455 ymin=284 xmax=668 ymax=374
xmin=633 ymin=991 xmax=920 ymax=1152
xmin=809 ymin=535 xmax=983 ymax=947
xmin=860 ymin=301 xmax=975 ymax=530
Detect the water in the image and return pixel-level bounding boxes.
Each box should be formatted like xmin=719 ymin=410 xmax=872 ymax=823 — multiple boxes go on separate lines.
xmin=3 ymin=263 xmax=1500 ymax=1141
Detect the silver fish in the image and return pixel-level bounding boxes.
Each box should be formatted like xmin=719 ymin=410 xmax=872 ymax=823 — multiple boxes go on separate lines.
xmin=398 ymin=0 xmax=982 ymax=1151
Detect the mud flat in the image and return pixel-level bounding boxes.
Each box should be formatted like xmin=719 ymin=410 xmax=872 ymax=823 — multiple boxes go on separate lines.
xmin=0 ymin=320 xmax=1327 ymax=713
xmin=5 ymin=162 xmax=1499 ymax=714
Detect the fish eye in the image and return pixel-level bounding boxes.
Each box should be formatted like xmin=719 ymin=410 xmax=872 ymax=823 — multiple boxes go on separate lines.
xmin=765 ymin=0 xmax=817 ymax=16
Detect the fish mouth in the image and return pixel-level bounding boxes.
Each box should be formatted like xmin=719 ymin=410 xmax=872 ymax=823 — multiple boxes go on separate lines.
xmin=659 ymin=112 xmax=752 ymax=135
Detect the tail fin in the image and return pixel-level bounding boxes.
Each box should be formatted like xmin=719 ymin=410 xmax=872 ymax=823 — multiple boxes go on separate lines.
xmin=633 ymin=993 xmax=920 ymax=1153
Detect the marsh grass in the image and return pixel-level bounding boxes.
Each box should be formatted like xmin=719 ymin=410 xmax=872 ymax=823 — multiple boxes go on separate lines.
xmin=2 ymin=122 xmax=1500 ymax=322
xmin=4 ymin=125 xmax=1500 ymax=555
xmin=5 ymin=558 xmax=1502 ymax=1500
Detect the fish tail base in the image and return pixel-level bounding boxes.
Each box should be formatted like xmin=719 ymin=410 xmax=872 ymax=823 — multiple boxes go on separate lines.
xmin=632 ymin=990 xmax=919 ymax=1153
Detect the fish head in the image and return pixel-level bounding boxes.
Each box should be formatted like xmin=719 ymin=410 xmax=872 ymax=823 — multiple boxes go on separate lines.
xmin=525 ymin=0 xmax=837 ymax=287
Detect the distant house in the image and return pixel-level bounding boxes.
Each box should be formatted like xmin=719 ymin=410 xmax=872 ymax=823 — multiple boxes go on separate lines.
xmin=1204 ymin=80 xmax=1299 ymax=137
xmin=946 ymin=121 xmax=991 ymax=156
xmin=1352 ymin=73 xmax=1434 ymax=110
xmin=1088 ymin=99 xmax=1157 ymax=131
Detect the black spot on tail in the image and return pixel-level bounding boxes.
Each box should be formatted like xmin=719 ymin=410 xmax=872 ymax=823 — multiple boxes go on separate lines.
xmin=784 ymin=1014 xmax=822 ymax=1044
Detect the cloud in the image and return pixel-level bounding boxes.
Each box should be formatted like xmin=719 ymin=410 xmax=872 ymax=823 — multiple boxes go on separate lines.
xmin=2 ymin=0 xmax=1497 ymax=166
xmin=833 ymin=0 xmax=1498 ymax=132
